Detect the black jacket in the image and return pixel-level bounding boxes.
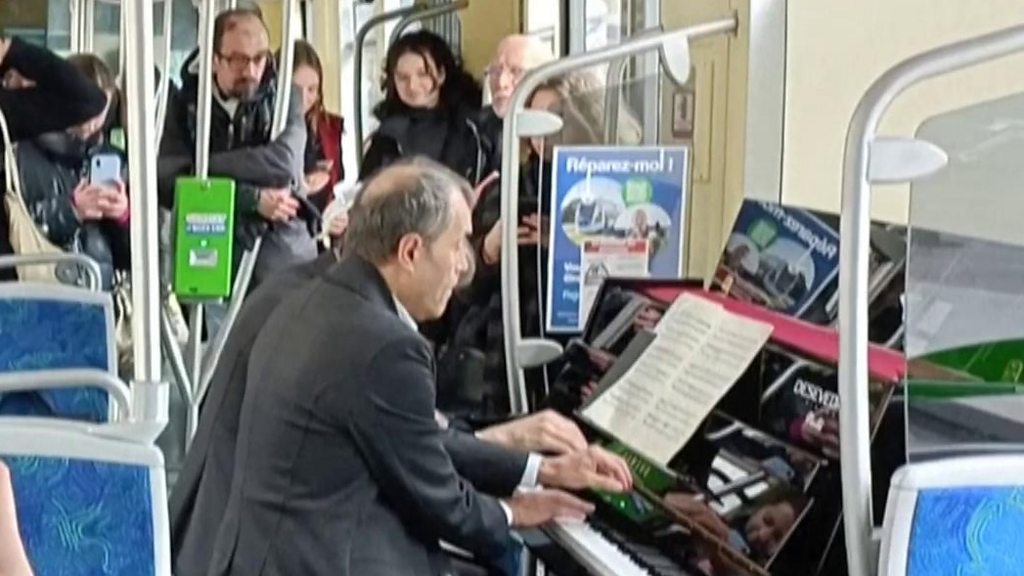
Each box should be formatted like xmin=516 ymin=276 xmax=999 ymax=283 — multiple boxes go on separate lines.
xmin=14 ymin=133 xmax=130 ymax=289
xmin=359 ymin=105 xmax=491 ymax=186
xmin=0 ymin=37 xmax=109 ymax=281
xmin=207 ymin=256 xmax=513 ymax=576
xmin=158 ymin=49 xmax=316 ymax=286
xmin=172 ymin=251 xmax=528 ymax=576
xmin=439 ymin=156 xmax=555 ymax=417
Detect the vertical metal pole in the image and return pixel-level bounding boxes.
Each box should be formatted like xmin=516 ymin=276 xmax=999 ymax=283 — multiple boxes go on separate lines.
xmin=567 ymin=0 xmax=586 ymax=54
xmin=273 ymin=0 xmax=299 ymax=137
xmin=155 ymin=0 xmax=176 ymax=143
xmin=195 ymin=0 xmax=217 ymax=180
xmin=196 ymin=0 xmax=297 ymax=399
xmin=124 ymin=0 xmax=167 ymax=433
xmin=81 ymin=0 xmax=96 ymax=54
xmin=640 ymin=0 xmax=661 ymax=144
xmin=183 ymin=0 xmax=217 ymax=441
xmin=338 ymin=0 xmax=358 ymax=186
xmin=70 ymin=0 xmax=82 ymax=53
xmin=302 ymin=0 xmax=316 ymax=44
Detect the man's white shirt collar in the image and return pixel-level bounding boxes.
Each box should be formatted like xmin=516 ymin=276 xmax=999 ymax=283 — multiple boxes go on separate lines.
xmin=392 ymin=296 xmax=417 ymax=330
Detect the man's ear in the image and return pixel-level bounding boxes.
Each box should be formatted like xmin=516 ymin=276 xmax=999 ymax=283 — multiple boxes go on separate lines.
xmin=395 ymin=233 xmax=423 ymax=271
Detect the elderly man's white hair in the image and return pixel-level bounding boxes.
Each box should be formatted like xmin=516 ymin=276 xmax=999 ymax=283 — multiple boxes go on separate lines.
xmin=493 ymin=34 xmax=555 ymax=70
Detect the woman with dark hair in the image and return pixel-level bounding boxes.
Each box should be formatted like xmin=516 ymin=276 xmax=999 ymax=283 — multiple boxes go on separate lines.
xmin=287 ymin=40 xmax=344 ymax=214
xmin=358 ymin=30 xmax=489 ymax=185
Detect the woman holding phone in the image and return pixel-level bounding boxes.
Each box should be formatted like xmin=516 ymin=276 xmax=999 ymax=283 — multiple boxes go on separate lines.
xmin=285 ymin=41 xmax=344 ymax=215
xmin=12 ymin=53 xmax=129 ymax=290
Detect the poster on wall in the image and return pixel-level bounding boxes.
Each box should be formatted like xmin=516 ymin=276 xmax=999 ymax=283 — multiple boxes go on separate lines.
xmin=547 ymin=146 xmax=689 ymax=333
xmin=712 ymin=199 xmax=840 ymax=318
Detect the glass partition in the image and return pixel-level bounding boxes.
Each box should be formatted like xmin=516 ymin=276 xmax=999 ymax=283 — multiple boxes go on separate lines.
xmin=905 ymin=91 xmax=1024 ymax=459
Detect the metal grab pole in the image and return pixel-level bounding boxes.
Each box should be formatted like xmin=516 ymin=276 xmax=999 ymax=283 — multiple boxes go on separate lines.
xmin=70 ymin=0 xmax=82 ymax=54
xmin=155 ymin=0 xmax=176 ymax=145
xmin=81 ymin=0 xmax=96 ymax=54
xmin=836 ymin=22 xmax=1024 ymax=576
xmin=195 ymin=0 xmax=299 ymax=418
xmin=604 ymin=56 xmax=629 ymax=144
xmin=124 ymin=0 xmax=167 ymax=433
xmin=499 ymin=18 xmax=738 ymax=415
xmin=353 ymin=5 xmax=422 ymax=167
xmin=194 ymin=0 xmax=217 ymax=181
xmin=388 ymin=1 xmax=469 ymax=48
xmin=182 ymin=0 xmax=218 ymax=436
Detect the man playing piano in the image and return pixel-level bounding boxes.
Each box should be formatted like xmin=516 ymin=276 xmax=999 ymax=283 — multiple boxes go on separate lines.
xmin=207 ymin=159 xmax=633 ymax=576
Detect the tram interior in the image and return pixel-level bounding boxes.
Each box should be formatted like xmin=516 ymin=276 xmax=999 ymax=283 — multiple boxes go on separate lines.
xmin=2 ymin=1 xmax=1024 ymax=575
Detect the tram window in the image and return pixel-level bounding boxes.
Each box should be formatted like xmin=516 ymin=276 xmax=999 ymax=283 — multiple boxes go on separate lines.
xmin=583 ymin=0 xmax=622 ymax=51
xmin=3 ymin=0 xmax=198 ymax=82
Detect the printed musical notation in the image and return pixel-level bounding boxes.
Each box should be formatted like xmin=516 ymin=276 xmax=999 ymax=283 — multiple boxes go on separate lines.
xmin=583 ymin=294 xmax=773 ymax=465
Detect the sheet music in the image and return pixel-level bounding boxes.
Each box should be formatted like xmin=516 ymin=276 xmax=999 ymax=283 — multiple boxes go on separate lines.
xmin=583 ymin=294 xmax=773 ymax=465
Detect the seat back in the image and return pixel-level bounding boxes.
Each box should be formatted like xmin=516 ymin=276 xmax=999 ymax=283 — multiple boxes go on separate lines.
xmin=0 ymin=422 xmax=170 ymax=576
xmin=0 ymin=284 xmax=116 ymax=421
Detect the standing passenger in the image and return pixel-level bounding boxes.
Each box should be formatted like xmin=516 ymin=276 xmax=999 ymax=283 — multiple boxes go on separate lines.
xmin=14 ymin=54 xmax=130 ymax=290
xmin=158 ymin=8 xmax=316 ymax=294
xmin=287 ymin=40 xmax=344 ymax=215
xmin=0 ymin=36 xmax=108 ymax=281
xmin=359 ymin=31 xmax=488 ymax=186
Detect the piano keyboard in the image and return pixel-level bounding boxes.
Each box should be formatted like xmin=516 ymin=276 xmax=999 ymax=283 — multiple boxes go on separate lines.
xmin=547 ymin=519 xmax=694 ymax=576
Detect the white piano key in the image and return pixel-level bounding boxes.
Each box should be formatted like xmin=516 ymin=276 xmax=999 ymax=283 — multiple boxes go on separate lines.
xmin=548 ymin=519 xmax=653 ymax=576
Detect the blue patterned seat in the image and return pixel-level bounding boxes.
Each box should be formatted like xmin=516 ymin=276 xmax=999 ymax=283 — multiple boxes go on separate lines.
xmin=0 ymin=285 xmax=114 ymax=422
xmin=0 ymin=422 xmax=169 ymax=575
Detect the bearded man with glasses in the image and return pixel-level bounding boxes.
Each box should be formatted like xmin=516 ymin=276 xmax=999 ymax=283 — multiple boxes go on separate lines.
xmin=157 ymin=7 xmax=318 ymax=336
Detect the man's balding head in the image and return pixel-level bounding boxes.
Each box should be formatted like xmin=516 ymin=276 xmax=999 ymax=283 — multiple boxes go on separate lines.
xmin=488 ymin=34 xmax=554 ymax=118
xmin=346 ymin=159 xmax=474 ymax=321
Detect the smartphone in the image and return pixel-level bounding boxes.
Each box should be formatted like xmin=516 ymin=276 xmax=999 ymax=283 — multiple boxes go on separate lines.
xmin=90 ymin=153 xmax=121 ymax=186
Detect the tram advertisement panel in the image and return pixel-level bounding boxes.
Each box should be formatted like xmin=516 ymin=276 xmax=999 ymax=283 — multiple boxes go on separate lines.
xmin=714 ymin=200 xmax=839 ymax=319
xmin=547 ymin=146 xmax=689 ymax=333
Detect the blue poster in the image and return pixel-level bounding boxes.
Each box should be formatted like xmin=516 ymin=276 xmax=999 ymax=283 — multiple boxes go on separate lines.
xmin=547 ymin=146 xmax=689 ymax=333
xmin=712 ymin=200 xmax=840 ymax=317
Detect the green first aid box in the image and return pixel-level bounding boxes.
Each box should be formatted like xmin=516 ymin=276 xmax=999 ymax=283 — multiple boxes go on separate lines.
xmin=174 ymin=177 xmax=236 ymax=301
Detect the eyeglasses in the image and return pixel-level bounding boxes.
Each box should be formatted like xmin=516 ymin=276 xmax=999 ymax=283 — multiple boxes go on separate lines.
xmin=485 ymin=64 xmax=526 ymax=82
xmin=217 ymin=51 xmax=270 ymax=71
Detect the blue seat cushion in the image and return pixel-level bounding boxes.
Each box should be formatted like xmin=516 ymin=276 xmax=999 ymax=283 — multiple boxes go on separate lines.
xmin=0 ymin=298 xmax=111 ymax=421
xmin=5 ymin=455 xmax=155 ymax=576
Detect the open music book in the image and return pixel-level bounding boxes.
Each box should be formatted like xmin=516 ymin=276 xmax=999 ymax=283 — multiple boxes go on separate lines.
xmin=582 ymin=293 xmax=774 ymax=465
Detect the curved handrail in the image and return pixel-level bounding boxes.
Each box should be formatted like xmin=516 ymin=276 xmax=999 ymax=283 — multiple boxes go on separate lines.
xmin=498 ymin=18 xmax=738 ymax=415
xmin=837 ymin=22 xmax=1024 ymax=576
xmin=353 ymin=5 xmax=423 ymax=167
xmin=0 ymin=253 xmax=103 ymax=292
xmin=0 ymin=369 xmax=132 ymax=422
xmin=388 ymin=1 xmax=469 ymax=48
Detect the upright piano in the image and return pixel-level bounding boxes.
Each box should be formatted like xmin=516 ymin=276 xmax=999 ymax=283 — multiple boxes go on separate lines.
xmin=528 ymin=279 xmax=908 ymax=576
